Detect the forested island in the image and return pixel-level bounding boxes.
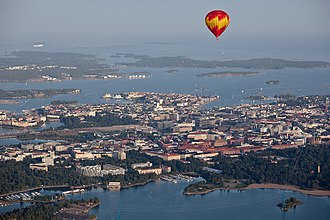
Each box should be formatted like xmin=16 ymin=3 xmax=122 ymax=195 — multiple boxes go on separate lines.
xmin=197 ymin=71 xmax=259 ymax=78
xmin=0 ymin=89 xmax=80 ymax=99
xmin=116 ymin=54 xmax=330 ymax=69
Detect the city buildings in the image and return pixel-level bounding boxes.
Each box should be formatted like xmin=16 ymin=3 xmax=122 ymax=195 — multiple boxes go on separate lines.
xmin=0 ymin=93 xmax=329 ymax=180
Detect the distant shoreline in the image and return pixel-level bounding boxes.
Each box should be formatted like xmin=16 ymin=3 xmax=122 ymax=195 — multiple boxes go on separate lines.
xmin=0 ymin=100 xmax=19 ymax=104
xmin=1 ymin=51 xmax=329 ymax=83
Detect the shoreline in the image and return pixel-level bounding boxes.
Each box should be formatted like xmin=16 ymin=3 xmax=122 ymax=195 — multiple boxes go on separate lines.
xmin=0 ymin=180 xmax=157 ymax=198
xmin=184 ymin=183 xmax=330 ymax=197
xmin=245 ymin=183 xmax=330 ymax=197
xmin=2 ymin=180 xmax=330 ymax=209
xmin=0 ymin=185 xmax=70 ymax=197
xmin=121 ymin=179 xmax=155 ymax=189
xmin=196 ymin=72 xmax=259 ymax=78
xmin=0 ymin=100 xmax=19 ymax=104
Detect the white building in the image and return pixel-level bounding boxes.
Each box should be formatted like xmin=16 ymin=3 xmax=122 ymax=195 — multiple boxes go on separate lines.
xmin=102 ymin=164 xmax=126 ymax=175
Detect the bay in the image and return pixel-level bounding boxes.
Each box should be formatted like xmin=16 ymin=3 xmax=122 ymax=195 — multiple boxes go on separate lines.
xmin=1 ymin=180 xmax=329 ymax=220
xmin=66 ymin=180 xmax=330 ymax=220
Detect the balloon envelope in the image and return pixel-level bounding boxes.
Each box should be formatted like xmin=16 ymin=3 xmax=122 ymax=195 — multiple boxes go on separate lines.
xmin=205 ymin=10 xmax=230 ymax=40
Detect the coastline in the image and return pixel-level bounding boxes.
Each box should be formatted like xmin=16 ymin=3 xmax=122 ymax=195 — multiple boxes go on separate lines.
xmin=0 ymin=100 xmax=19 ymax=104
xmin=0 ymin=185 xmax=70 ymax=197
xmin=184 ymin=183 xmax=330 ymax=197
xmin=0 ymin=180 xmax=156 ymax=198
xmin=245 ymin=183 xmax=330 ymax=197
xmin=121 ymin=179 xmax=155 ymax=189
xmin=183 ymin=187 xmax=225 ymax=196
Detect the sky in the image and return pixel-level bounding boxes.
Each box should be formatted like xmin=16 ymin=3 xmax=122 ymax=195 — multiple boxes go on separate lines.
xmin=0 ymin=0 xmax=330 ymax=59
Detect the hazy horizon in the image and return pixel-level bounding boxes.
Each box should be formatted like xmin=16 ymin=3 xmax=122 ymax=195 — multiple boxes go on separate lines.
xmin=1 ymin=0 xmax=330 ymax=61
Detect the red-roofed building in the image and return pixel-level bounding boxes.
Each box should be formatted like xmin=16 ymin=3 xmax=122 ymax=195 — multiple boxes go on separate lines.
xmin=217 ymin=147 xmax=240 ymax=155
xmin=271 ymin=144 xmax=298 ymax=150
xmin=240 ymin=146 xmax=267 ymax=153
xmin=187 ymin=131 xmax=208 ymax=140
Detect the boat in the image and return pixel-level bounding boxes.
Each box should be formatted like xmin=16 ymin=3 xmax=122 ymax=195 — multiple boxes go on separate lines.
xmin=102 ymin=93 xmax=112 ymax=99
xmin=62 ymin=189 xmax=85 ymax=195
xmin=33 ymin=42 xmax=44 ymax=48
xmin=160 ymin=175 xmax=177 ymax=183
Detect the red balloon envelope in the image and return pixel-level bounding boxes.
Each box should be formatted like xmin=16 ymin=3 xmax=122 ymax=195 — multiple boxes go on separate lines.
xmin=205 ymin=10 xmax=230 ymax=40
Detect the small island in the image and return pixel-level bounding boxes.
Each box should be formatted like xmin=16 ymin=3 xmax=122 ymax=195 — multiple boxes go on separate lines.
xmin=197 ymin=71 xmax=259 ymax=78
xmin=166 ymin=69 xmax=179 ymax=73
xmin=266 ymin=80 xmax=280 ymax=85
xmin=277 ymin=197 xmax=303 ymax=211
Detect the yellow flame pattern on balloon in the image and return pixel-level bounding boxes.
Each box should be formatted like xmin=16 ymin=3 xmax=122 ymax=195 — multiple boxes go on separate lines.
xmin=205 ymin=16 xmax=230 ymax=30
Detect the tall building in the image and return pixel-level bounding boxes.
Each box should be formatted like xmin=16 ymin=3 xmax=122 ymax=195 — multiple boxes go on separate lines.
xmin=325 ymin=97 xmax=329 ymax=113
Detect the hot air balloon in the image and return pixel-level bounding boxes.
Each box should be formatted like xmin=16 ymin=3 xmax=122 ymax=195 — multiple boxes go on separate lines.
xmin=205 ymin=10 xmax=230 ymax=40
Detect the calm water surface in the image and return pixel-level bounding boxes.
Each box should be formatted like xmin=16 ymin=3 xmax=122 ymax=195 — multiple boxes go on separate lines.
xmin=66 ymin=180 xmax=330 ymax=220
xmin=1 ymin=181 xmax=329 ymax=220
